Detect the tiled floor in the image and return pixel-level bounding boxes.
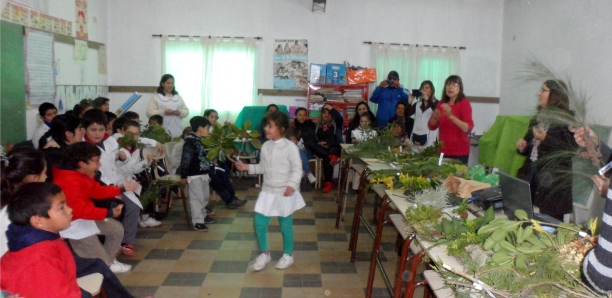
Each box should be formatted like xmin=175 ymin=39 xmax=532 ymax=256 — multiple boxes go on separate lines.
xmin=116 ymin=177 xmax=426 ymax=298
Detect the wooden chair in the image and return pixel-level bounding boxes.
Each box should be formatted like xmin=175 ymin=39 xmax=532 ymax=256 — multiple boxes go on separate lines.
xmin=77 ymin=273 xmax=107 ymax=298
xmin=308 ymin=157 xmax=322 ymax=189
xmin=146 ymin=142 xmax=193 ymax=230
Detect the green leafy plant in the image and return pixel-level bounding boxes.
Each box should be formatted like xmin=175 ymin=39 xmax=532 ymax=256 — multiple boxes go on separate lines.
xmin=117 ymin=131 xmax=145 ymax=150
xmin=405 ymin=204 xmax=442 ymax=225
xmin=141 ymin=124 xmax=172 ymax=144
xmin=201 ymin=123 xmax=237 ymax=162
xmin=232 ymin=120 xmax=261 ymax=153
xmin=453 ymin=199 xmax=470 ymax=219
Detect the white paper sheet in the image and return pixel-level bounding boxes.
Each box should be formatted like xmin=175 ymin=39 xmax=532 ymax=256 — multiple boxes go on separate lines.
xmin=74 ymin=39 xmax=88 ymax=62
xmin=59 ymin=219 xmax=100 ymax=240
xmin=123 ymin=183 xmax=143 ymax=209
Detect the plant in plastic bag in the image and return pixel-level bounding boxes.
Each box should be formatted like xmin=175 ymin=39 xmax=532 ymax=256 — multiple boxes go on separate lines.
xmin=201 ymin=123 xmax=237 ymax=162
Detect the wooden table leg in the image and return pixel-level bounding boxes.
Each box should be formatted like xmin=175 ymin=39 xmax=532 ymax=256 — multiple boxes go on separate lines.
xmin=365 ymin=197 xmax=391 ymax=298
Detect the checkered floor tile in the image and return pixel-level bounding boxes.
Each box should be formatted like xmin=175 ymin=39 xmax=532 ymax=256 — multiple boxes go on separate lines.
xmin=116 ymin=177 xmax=426 ymax=298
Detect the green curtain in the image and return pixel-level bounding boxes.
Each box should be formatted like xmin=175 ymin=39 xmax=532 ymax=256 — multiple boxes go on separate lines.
xmin=163 ymin=36 xmax=257 ymax=124
xmin=370 ymin=43 xmax=460 ymax=113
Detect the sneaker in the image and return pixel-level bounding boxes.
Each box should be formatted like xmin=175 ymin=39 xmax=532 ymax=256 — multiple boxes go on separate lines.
xmin=139 ymin=217 xmax=162 ymax=228
xmin=109 ymin=259 xmax=132 ymax=273
xmin=252 ymin=252 xmax=271 ymax=271
xmin=322 ymin=182 xmax=333 ymax=193
xmin=275 ymin=254 xmax=294 ymax=270
xmin=204 ymin=215 xmax=215 ymax=224
xmin=307 ymin=173 xmax=317 ymax=184
xmin=227 ymin=198 xmax=247 ymax=209
xmin=205 ymin=206 xmax=215 ymax=216
xmin=121 ymin=244 xmax=134 ymax=256
xmin=194 ymin=223 xmax=209 ymax=231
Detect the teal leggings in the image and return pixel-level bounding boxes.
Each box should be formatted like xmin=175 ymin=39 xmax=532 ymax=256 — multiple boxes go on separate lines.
xmin=254 ymin=213 xmax=294 ymax=255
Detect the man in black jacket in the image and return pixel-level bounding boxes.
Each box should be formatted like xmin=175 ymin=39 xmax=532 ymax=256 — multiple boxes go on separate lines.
xmin=179 ymin=116 xmax=214 ymax=231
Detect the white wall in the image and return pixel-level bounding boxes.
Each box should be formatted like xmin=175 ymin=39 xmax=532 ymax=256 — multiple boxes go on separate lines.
xmin=499 ymin=0 xmax=612 ymax=126
xmin=106 ymin=0 xmax=503 ymax=134
xmin=26 ymin=0 xmax=107 ymax=139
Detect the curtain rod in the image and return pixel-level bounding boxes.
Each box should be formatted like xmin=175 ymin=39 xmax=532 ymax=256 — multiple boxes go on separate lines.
xmin=152 ymin=34 xmax=262 ymax=40
xmin=363 ymin=41 xmax=466 ymax=50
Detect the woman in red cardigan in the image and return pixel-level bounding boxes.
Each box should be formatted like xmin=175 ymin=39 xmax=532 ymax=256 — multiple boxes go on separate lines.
xmin=428 ymin=75 xmax=474 ymax=164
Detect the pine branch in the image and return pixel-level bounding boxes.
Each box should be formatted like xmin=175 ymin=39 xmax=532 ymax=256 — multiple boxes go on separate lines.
xmin=441 ymin=264 xmax=513 ymax=298
xmin=561 ymin=263 xmax=601 ymax=297
xmin=552 ymin=283 xmax=603 ymax=298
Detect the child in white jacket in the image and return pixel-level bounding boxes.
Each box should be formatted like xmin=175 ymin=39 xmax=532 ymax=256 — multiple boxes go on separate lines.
xmin=235 ymin=111 xmax=305 ymax=271
xmin=116 ymin=120 xmax=160 ymax=255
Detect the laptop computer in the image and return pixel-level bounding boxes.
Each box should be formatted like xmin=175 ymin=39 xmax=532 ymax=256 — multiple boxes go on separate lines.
xmin=499 ymin=171 xmax=562 ymax=224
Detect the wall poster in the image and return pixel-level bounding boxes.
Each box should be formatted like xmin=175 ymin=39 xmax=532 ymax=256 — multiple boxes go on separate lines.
xmin=273 ymin=39 xmax=308 ymax=90
xmin=75 ymin=0 xmax=87 ymax=39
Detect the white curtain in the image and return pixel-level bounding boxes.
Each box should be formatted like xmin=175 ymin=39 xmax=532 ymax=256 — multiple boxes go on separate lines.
xmin=370 ymin=43 xmax=460 ymax=113
xmin=162 ymin=36 xmax=257 ymax=123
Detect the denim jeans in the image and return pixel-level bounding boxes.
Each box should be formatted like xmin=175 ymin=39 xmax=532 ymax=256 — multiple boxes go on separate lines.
xmin=299 ymin=149 xmax=313 ymax=174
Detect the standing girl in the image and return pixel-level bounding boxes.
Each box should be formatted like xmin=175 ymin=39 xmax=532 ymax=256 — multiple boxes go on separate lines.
xmin=146 ymin=74 xmax=190 ymax=139
xmin=235 ymin=111 xmax=305 ymax=271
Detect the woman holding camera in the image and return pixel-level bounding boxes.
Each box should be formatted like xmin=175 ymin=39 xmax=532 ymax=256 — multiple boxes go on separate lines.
xmin=408 ymin=80 xmax=439 ymax=149
xmin=428 ymin=75 xmax=473 ymax=164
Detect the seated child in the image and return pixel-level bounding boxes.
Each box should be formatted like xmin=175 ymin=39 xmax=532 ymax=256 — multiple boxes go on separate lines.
xmin=117 ymin=120 xmax=159 ymax=256
xmin=0 ymin=148 xmax=48 ymax=257
xmin=53 ymin=142 xmax=138 ymax=273
xmin=170 ymin=127 xmax=193 ymax=174
xmin=179 ymin=116 xmax=215 ymax=231
xmin=113 ymin=114 xmax=165 ymax=155
xmin=148 ymin=114 xmax=163 ymax=127
xmin=392 ymin=120 xmax=408 ymax=144
xmin=0 ymin=183 xmax=83 ymax=298
xmin=204 ymin=109 xmax=219 ymax=133
xmin=105 ymin=111 xmax=117 ymax=133
xmin=351 ymin=114 xmax=377 ymax=143
xmin=32 ymin=102 xmax=58 ymax=149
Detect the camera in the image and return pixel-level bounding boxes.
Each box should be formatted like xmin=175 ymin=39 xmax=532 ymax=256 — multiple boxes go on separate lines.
xmin=386 ymin=80 xmax=394 ymax=87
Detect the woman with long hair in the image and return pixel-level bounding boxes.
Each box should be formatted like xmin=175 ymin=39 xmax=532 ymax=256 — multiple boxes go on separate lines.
xmin=387 ymin=101 xmax=413 ymax=141
xmin=428 ymin=75 xmax=474 ymax=164
xmin=146 ymin=74 xmax=190 ymax=139
xmin=408 ymin=80 xmax=439 ymax=148
xmin=346 ymin=101 xmax=380 ymax=143
xmin=311 ymin=108 xmax=341 ymax=193
xmin=516 ymin=79 xmax=577 ymax=220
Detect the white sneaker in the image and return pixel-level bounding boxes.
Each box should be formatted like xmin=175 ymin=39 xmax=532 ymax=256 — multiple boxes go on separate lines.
xmin=275 ymin=254 xmax=294 ymax=270
xmin=252 ymin=253 xmax=271 ymax=271
xmin=109 ymin=259 xmax=132 ymax=273
xmin=139 ymin=217 xmax=162 ymax=228
xmin=307 ymin=173 xmax=316 ymax=184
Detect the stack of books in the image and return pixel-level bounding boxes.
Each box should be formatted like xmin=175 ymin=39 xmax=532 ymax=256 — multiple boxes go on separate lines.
xmin=310 ymin=94 xmax=324 ymax=101
xmin=324 ymin=92 xmax=344 ymax=102
xmin=346 ymin=106 xmax=356 ymax=119
xmin=343 ymin=89 xmax=363 ymax=102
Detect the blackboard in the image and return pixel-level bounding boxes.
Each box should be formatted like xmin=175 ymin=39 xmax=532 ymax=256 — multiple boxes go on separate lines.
xmin=0 ymin=20 xmax=27 ymax=146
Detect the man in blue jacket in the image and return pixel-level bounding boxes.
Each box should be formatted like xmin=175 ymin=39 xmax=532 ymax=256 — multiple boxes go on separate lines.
xmin=370 ymin=71 xmax=410 ymax=127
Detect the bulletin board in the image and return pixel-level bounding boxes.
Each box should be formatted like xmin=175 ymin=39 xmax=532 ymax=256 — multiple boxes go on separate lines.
xmin=0 ymin=20 xmax=27 ymax=145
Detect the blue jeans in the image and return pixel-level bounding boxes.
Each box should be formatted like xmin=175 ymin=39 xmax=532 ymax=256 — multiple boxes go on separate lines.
xmin=299 ymin=149 xmax=313 ymax=174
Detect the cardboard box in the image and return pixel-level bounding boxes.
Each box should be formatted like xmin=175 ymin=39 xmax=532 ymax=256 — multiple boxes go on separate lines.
xmin=309 ymin=64 xmax=326 ymax=84
xmin=326 ymin=64 xmax=347 ymax=85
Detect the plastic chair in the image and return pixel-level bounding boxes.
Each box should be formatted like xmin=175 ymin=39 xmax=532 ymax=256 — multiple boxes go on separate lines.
xmin=76 ymin=273 xmax=107 ymax=298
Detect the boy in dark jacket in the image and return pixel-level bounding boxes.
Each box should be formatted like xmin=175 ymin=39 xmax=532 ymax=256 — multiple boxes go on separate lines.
xmin=179 ymin=116 xmax=214 ymax=231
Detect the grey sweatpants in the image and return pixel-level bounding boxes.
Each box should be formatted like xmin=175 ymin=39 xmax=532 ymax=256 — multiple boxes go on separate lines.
xmin=69 ymin=218 xmax=123 ymax=265
xmin=188 ymin=175 xmax=210 ymax=225
xmin=121 ymin=194 xmax=140 ymax=244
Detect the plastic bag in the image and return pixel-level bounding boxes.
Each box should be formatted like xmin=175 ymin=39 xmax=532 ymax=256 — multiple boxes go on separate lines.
xmin=466 ymin=164 xmax=486 ymax=180
xmin=480 ymin=173 xmax=500 ymax=186
xmin=347 ymin=69 xmax=377 ymax=85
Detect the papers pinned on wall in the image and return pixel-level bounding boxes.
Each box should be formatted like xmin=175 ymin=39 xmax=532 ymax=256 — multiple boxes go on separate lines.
xmin=74 ymin=39 xmax=88 ymax=62
xmin=25 ymin=29 xmax=55 ymax=106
